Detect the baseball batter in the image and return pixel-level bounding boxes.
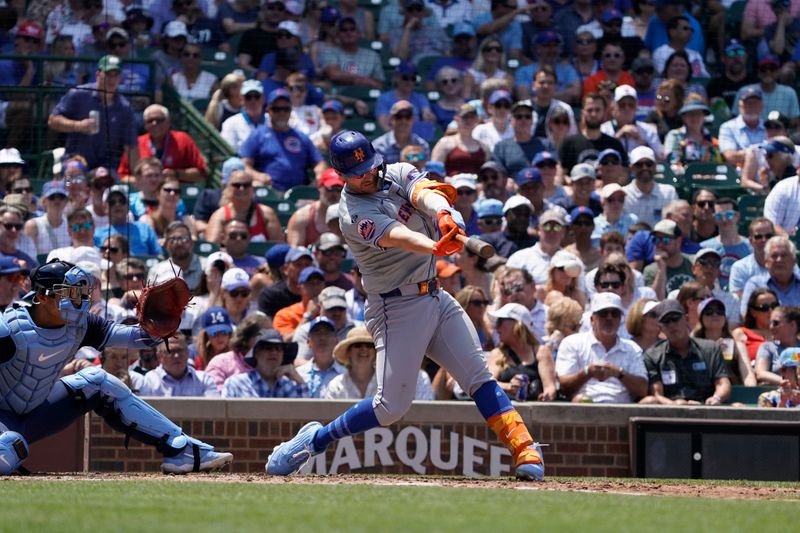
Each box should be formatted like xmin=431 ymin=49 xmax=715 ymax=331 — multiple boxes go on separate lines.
xmin=266 ymin=131 xmax=544 ymax=480
xmin=0 ymin=260 xmax=232 ymax=474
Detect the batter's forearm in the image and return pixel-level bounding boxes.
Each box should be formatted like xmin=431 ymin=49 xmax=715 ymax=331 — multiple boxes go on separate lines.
xmin=377 ymin=222 xmax=436 ymax=254
xmin=416 ymin=188 xmax=451 ymax=218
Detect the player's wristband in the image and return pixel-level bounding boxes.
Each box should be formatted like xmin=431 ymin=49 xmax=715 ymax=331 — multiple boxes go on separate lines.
xmin=584 ymin=365 xmax=589 ymax=377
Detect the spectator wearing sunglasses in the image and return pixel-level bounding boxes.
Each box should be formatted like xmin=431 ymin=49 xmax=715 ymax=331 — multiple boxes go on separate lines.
xmin=596 ymin=8 xmax=646 ymax=72
xmin=94 ymin=185 xmax=163 ymax=257
xmin=690 ymin=249 xmax=742 ymax=327
xmin=219 ymin=267 xmax=256 ymax=328
xmin=149 ymin=221 xmax=204 ymax=291
xmin=731 ymin=56 xmax=799 ymax=123
xmin=696 ymin=198 xmax=751 ymax=291
xmin=480 ymin=195 xmax=537 ymax=259
xmin=206 ymin=169 xmax=284 ymax=244
xmin=652 ymin=16 xmax=709 ymax=79
xmin=389 ymin=0 xmax=449 ymax=63
xmin=558 ymin=292 xmax=648 ymax=403
xmin=372 ymin=100 xmax=430 ymax=165
xmin=593 ymin=183 xmax=638 ymax=245
xmin=0 ymin=256 xmax=24 ymax=311
xmin=642 ymin=219 xmax=693 ymax=300
xmin=640 ymin=299 xmax=730 ymax=406
xmin=507 ymin=208 xmax=567 ymax=286
xmin=600 ymin=85 xmax=664 ymax=159
xmin=376 ymin=62 xmax=435 ymax=133
xmin=171 ymin=41 xmax=219 ymax=103
xmin=221 ymin=80 xmax=266 ymax=153
xmin=496 ymin=267 xmax=547 ymax=343
xmin=472 ymin=90 xmax=513 ymax=152
xmin=732 ymin=288 xmax=779 ymax=364
xmin=583 ymin=43 xmax=634 ymax=97
xmin=473 ymin=0 xmax=525 ymax=61
xmin=257 ymin=21 xmax=316 ymax=81
xmin=622 ymin=146 xmax=677 ymax=228
xmin=515 ymin=33 xmax=581 ymax=107
xmin=46 ymin=207 xmax=97 ymax=263
xmin=23 ymin=181 xmax=70 ymax=256
xmin=642 ymin=0 xmax=704 ymax=54
xmin=706 ymin=40 xmax=755 ymax=111
xmin=237 ymin=1 xmax=284 ymax=72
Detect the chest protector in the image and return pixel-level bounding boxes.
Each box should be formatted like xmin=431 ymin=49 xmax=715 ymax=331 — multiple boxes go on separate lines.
xmin=0 ymin=305 xmax=87 ymax=415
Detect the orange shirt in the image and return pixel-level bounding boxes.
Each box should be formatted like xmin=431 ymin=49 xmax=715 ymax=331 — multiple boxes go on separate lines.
xmin=582 ymin=70 xmax=635 ymax=97
xmin=272 ymin=301 xmax=308 ymax=336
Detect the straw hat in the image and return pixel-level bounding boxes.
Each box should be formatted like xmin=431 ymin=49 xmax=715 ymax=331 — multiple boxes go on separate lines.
xmin=333 ymin=326 xmax=374 ymax=366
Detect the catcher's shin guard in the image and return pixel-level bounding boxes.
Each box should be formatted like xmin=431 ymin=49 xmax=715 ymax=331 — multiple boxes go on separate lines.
xmin=487 ymin=409 xmax=544 ymax=479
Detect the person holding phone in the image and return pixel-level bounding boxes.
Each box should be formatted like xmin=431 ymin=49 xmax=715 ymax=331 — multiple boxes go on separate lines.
xmin=221 ymin=329 xmax=308 ymax=398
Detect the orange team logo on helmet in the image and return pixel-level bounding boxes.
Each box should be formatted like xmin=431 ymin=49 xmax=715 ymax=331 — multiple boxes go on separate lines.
xmin=353 ymin=148 xmax=366 ymax=162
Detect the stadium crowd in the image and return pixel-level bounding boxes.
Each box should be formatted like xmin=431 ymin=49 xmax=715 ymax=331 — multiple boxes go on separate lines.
xmin=0 ymin=0 xmax=799 ymax=408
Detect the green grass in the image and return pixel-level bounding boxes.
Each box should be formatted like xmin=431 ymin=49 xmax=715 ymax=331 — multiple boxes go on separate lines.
xmin=0 ymin=479 xmax=796 ymax=533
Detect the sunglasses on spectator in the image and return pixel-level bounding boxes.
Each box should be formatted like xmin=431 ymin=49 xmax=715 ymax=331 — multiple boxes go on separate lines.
xmin=677 ymin=25 xmax=693 ymax=31
xmin=479 ymin=172 xmax=500 ymax=181
xmin=108 ymin=40 xmax=128 ymax=50
xmin=726 ymin=48 xmax=745 ymax=57
xmin=321 ymin=248 xmax=345 ymax=257
xmin=2 ymin=222 xmax=22 ymax=231
xmin=405 ymin=153 xmax=425 ymax=162
xmin=502 ymin=285 xmax=525 ymax=296
xmin=696 ymin=257 xmax=721 ymax=268
xmin=227 ymin=232 xmax=249 ymax=240
xmin=542 ymin=222 xmax=563 ymax=232
xmin=244 ymin=93 xmax=262 ymax=101
xmin=599 ymin=158 xmax=620 ymax=166
xmin=108 ymin=198 xmax=127 ymax=206
xmin=469 ymin=299 xmax=490 ymax=307
xmin=696 ymin=200 xmax=716 ymax=209
xmin=182 ymin=51 xmax=200 ymax=58
xmin=288 ymin=85 xmax=306 ymax=92
xmin=598 ymin=280 xmax=623 ymax=289
xmin=603 ymin=52 xmax=623 ymax=59
xmin=229 ymin=289 xmax=251 ymax=298
xmin=596 ymin=308 xmax=622 ymax=319
xmin=656 ymin=95 xmax=671 ymax=103
xmin=351 ymin=342 xmax=375 ymax=349
xmin=457 ymin=188 xmax=475 ymax=196
xmin=536 ymin=161 xmax=557 ymax=168
xmin=572 ymin=219 xmax=593 ymax=227
xmin=124 ymin=273 xmax=144 ymax=281
xmin=483 ymin=46 xmax=503 ymax=53
xmin=393 ymin=112 xmax=413 ymax=120
xmin=702 ymin=306 xmax=725 ymax=317
xmin=633 ymin=160 xmax=654 ymax=168
xmin=12 ymin=186 xmax=32 ymax=193
xmin=493 ymin=101 xmax=511 ymax=109
xmin=752 ymin=232 xmax=775 ymax=241
xmin=400 ymin=75 xmax=416 ymax=82
xmin=338 ymin=25 xmax=357 ymax=32
xmin=162 ymin=187 xmax=181 ymax=195
xmin=659 ymin=313 xmax=683 ymax=324
xmin=759 ymin=65 xmax=778 ymax=72
xmin=514 ymin=114 xmax=532 ymax=120
xmin=713 ymin=210 xmax=736 ymax=221
xmin=231 ymin=182 xmax=252 ymax=190
xmin=652 ymin=235 xmax=673 ymax=245
xmin=606 ymin=195 xmax=625 ymax=204
xmin=270 ymin=106 xmax=292 ymax=113
xmin=101 ymin=245 xmax=120 ymax=254
xmin=550 ymin=118 xmax=569 ymax=126
xmin=440 ymin=78 xmax=459 ymax=85
xmin=48 ymin=194 xmax=67 ymax=202
xmin=751 ymin=302 xmax=779 ymax=312
xmin=70 ymin=221 xmax=94 ymax=232
xmin=770 ymin=319 xmax=787 ymax=327
xmin=167 ymin=235 xmax=192 ymax=244
xmin=576 ymin=39 xmax=595 ymax=45
xmin=481 ymin=216 xmax=503 ymax=226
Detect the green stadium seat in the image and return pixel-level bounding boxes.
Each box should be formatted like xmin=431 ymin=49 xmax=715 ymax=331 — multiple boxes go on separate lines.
xmin=343 ymin=117 xmax=379 ymax=138
xmin=726 ymin=385 xmax=774 ymax=406
xmin=194 ymin=240 xmax=220 ymax=256
xmin=192 ymin=98 xmax=210 ymax=114
xmin=254 ymin=186 xmax=284 ymax=203
xmin=737 ymin=194 xmax=766 ymax=234
xmin=654 ymin=163 xmax=686 ymax=199
xmin=261 ymin=199 xmax=294 ymax=226
xmin=285 ymin=185 xmax=320 ymax=205
xmin=684 ymin=162 xmax=743 ymax=197
xmin=247 ymin=240 xmax=280 ymax=257
xmin=181 ymin=183 xmax=203 ymax=214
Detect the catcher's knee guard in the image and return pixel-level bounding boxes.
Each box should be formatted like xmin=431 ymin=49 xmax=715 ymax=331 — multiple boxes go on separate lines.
xmin=0 ymin=431 xmax=29 ymax=475
xmin=61 ymin=367 xmax=187 ymax=451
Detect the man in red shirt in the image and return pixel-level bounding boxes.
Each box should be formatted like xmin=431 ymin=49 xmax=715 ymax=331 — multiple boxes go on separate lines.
xmin=583 ymin=42 xmax=634 ymax=96
xmin=117 ymin=104 xmax=207 ymax=182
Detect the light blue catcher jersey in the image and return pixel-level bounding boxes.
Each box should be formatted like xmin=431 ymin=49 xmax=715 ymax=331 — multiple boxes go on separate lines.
xmin=339 ymin=163 xmax=438 ymax=295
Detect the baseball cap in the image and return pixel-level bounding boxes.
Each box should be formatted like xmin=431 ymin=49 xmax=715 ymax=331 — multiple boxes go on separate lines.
xmin=535 ymin=31 xmax=561 ymax=46
xmin=319 ymin=167 xmax=345 ymax=188
xmin=515 ymin=167 xmax=542 ymax=187
xmin=321 ymin=99 xmax=345 ymax=114
xmin=221 ymin=267 xmax=250 ymax=292
xmin=97 ymin=55 xmax=122 ymax=72
xmin=391 ymin=100 xmax=414 ymax=116
xmin=511 ymin=99 xmax=534 ymax=112
xmin=759 ymin=54 xmax=780 ymax=68
xmin=337 ymin=16 xmax=357 ymax=29
xmin=693 ymin=248 xmax=721 ymax=264
xmin=16 ymin=20 xmax=43 ymax=41
xmin=489 ymin=303 xmax=536 ymax=337
xmin=298 ymin=266 xmax=324 ymax=284
xmin=642 ymin=301 xmax=659 ymax=316
xmin=476 ymin=199 xmax=504 ymax=218
xmin=205 ymin=251 xmax=234 ymax=273
xmin=246 ymin=329 xmax=298 ymax=365
xmin=241 ymin=79 xmax=264 ymax=96
xmin=569 ymin=206 xmax=594 ymax=223
xmin=201 ymin=306 xmax=233 ymax=336
xmin=317 ymin=232 xmax=346 ymax=252
xmin=630 ymin=146 xmax=656 ymax=165
xmin=725 ymin=40 xmax=746 ymax=56
xmin=764 ymin=111 xmax=789 ymax=130
xmin=452 ymin=21 xmax=476 ymax=37
xmin=320 ymin=6 xmax=341 ymax=23
xmin=3 ymin=194 xmax=29 ymax=218
xmin=590 ymin=292 xmax=624 ymax=314
xmin=652 ymin=299 xmax=685 ymax=322
xmin=106 ymin=27 xmax=129 ymax=42
xmin=539 ymin=208 xmax=566 ymax=226
xmin=652 ymin=219 xmax=681 ymax=237
xmin=0 ymin=148 xmax=24 ymax=166
xmin=601 ymin=8 xmax=623 ymax=23
xmin=436 ymin=259 xmax=461 ymax=279
xmin=631 ymin=56 xmax=655 ymax=73
xmin=425 ymin=161 xmax=446 ymax=176
xmin=397 ymin=61 xmax=417 ymax=76
xmin=679 ymin=100 xmax=711 ymax=116
xmin=532 ymin=151 xmax=557 ymax=166
xmin=267 ymin=87 xmax=291 ymax=106
xmin=480 ymin=160 xmax=506 ymax=174
xmin=277 ymin=20 xmax=300 ymax=37
xmin=778 ymin=347 xmax=800 ymax=368
xmin=570 ymin=163 xmax=596 ymax=181
xmin=75 ymin=261 xmax=101 ymax=281
xmin=740 ymin=86 xmax=763 ymax=100
xmin=503 ymin=194 xmax=533 ymax=214
xmin=309 ymin=316 xmax=336 ymax=333
xmin=697 ymin=297 xmax=725 ymax=316
xmin=325 ymin=203 xmax=340 ymax=224
xmin=319 ymin=286 xmax=347 ymax=310
xmin=601 ymin=183 xmax=626 ymax=200
xmin=489 ymin=89 xmax=512 ymax=106
xmin=266 ymin=243 xmax=292 ymax=268
xmin=163 ymin=20 xmax=189 ymax=38
xmin=614 ymin=84 xmax=637 ymax=102
xmin=221 ymin=156 xmax=245 ymax=185
xmin=103 ymin=183 xmax=129 ymax=202
xmin=457 ymin=103 xmax=478 ymax=117
xmin=285 ymin=246 xmax=313 ymax=263
xmin=764 ymin=137 xmax=795 ymax=155
xmin=597 ymin=148 xmax=622 ymax=163
xmin=0 ymin=256 xmax=22 ymax=275
xmin=551 ymin=251 xmax=583 ymax=277
xmin=450 ymin=173 xmax=477 ymax=190
xmin=43 ymin=181 xmax=68 ymax=199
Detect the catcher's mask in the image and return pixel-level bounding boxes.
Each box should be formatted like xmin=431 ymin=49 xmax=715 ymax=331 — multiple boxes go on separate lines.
xmin=48 ymin=267 xmax=94 ymax=322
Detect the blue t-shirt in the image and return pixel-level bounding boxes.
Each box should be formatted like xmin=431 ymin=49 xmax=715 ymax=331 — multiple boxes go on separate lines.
xmin=644 ymin=12 xmax=704 ymax=54
xmin=239 ymin=125 xmax=323 ymax=192
xmin=514 ymin=63 xmax=579 ymax=95
xmin=94 ymin=222 xmax=163 ymax=257
xmin=375 ymin=90 xmax=431 ymax=120
xmin=699 ymin=237 xmax=753 ymax=291
xmin=234 ymin=254 xmax=266 ymax=277
xmin=626 ymin=230 xmax=701 ymax=266
xmin=218 ymin=2 xmax=258 ymax=24
xmin=129 ymin=191 xmax=187 ymax=220
xmin=472 ymin=13 xmax=522 ymax=53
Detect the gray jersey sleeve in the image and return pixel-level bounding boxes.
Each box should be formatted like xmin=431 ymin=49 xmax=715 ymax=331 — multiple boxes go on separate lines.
xmin=339 ymin=163 xmax=438 ymax=295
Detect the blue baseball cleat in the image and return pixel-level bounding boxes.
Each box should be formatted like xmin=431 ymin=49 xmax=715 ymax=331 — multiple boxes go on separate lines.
xmin=266 ymin=421 xmax=324 ymax=476
xmin=161 ymin=437 xmax=233 ymax=474
xmin=514 ymin=443 xmax=545 ymax=481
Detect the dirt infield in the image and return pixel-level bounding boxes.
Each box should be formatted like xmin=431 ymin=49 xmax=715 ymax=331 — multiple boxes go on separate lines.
xmin=10 ymin=473 xmax=800 ymax=501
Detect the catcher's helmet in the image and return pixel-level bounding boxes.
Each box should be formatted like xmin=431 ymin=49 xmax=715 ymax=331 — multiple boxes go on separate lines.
xmin=329 ymin=130 xmax=384 ymax=177
xmin=30 ymin=260 xmax=77 ymax=293
xmin=779 ymin=347 xmax=800 ymax=368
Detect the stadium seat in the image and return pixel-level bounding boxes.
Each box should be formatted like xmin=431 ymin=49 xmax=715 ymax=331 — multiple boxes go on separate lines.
xmin=343 ymin=117 xmax=379 ymax=138
xmin=247 ymin=240 xmax=279 ymax=257
xmin=654 ymin=163 xmax=686 ymax=199
xmin=181 ymin=184 xmax=202 ymax=214
xmin=194 ymin=240 xmax=220 ymax=256
xmin=254 ymin=186 xmax=284 ymax=203
xmin=261 ymin=199 xmax=294 ymax=227
xmin=684 ymin=162 xmax=743 ymax=197
xmin=737 ymin=194 xmax=766 ymax=234
xmin=726 ymin=385 xmax=774 ymax=406
xmin=285 ymin=185 xmax=320 ymax=204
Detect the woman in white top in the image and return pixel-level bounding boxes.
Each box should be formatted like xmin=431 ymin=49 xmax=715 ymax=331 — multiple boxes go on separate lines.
xmin=171 ymin=42 xmax=219 ymax=102
xmin=24 ymin=181 xmax=70 ymax=255
xmin=472 ymin=89 xmax=514 ymax=152
xmin=325 ymin=326 xmax=434 ymax=400
xmin=462 ymin=37 xmax=513 ymax=100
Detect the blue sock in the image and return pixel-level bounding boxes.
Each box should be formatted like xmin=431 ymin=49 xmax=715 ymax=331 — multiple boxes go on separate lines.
xmin=312 ymin=397 xmax=380 ymax=452
xmin=472 ymin=380 xmax=514 ymax=420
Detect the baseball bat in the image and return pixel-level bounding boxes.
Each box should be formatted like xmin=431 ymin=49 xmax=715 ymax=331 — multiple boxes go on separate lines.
xmin=456 ymin=234 xmax=495 ymax=259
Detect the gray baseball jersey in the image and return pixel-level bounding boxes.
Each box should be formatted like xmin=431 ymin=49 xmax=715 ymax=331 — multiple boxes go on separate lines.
xmin=338 ymin=162 xmax=437 ymax=295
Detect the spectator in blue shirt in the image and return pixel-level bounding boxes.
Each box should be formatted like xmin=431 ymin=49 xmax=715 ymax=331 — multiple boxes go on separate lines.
xmin=474 ymin=0 xmax=525 ymax=60
xmin=94 ymin=185 xmax=163 ymax=257
xmin=221 ymin=329 xmax=309 ymax=398
xmin=643 ymin=0 xmax=704 ymax=55
xmin=740 ymin=237 xmax=800 ymax=318
xmin=138 ymin=334 xmax=219 ymax=397
xmin=240 ymin=88 xmax=327 ymax=191
xmin=376 ymin=61 xmax=435 ymax=132
xmin=372 ymin=100 xmax=430 ymax=164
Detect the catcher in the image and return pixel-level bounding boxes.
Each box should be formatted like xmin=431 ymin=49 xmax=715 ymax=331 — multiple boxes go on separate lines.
xmin=0 ymin=260 xmax=232 ymax=475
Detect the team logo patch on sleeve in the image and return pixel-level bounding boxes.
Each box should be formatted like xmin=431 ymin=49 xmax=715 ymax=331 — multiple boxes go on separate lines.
xmin=357 ymin=218 xmax=376 ymax=240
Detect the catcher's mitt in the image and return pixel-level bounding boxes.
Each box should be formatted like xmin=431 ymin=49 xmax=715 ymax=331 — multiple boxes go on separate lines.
xmin=136 ymin=275 xmax=191 ymax=339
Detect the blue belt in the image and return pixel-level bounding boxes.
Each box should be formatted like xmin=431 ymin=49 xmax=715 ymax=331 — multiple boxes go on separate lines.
xmin=379 ymin=278 xmax=440 ymax=298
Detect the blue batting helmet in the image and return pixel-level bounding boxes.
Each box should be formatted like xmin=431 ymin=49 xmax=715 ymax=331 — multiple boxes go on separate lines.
xmin=329 ymin=130 xmax=384 ymax=177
